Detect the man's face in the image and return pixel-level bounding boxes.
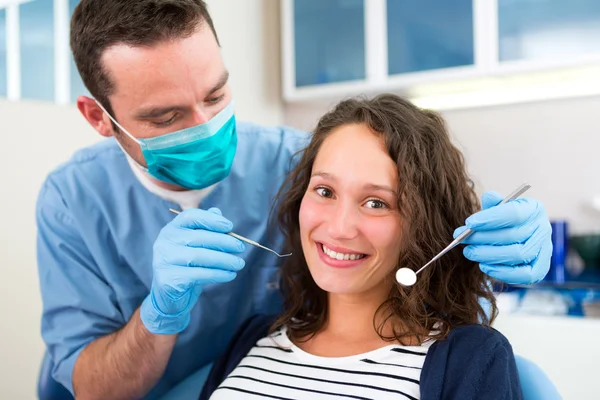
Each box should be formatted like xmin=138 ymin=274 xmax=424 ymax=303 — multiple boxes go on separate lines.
xmin=99 ymin=25 xmax=231 ymax=170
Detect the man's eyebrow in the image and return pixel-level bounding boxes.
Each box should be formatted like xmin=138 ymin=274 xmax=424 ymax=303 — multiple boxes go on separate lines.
xmin=207 ymin=70 xmax=229 ymax=96
xmin=133 ymin=71 xmax=230 ymax=119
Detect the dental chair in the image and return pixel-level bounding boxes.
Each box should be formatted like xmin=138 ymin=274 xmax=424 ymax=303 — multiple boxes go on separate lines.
xmin=38 ymin=352 xmax=562 ymax=400
xmin=515 ymin=355 xmax=562 ymax=400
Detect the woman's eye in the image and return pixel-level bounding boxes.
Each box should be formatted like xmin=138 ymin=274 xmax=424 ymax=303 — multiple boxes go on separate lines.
xmin=365 ymin=199 xmax=388 ymax=209
xmin=316 ymin=187 xmax=333 ymax=198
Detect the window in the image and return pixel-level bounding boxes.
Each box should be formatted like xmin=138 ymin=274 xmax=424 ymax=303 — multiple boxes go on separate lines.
xmin=387 ymin=0 xmax=474 ymax=75
xmin=293 ymin=0 xmax=366 ymax=87
xmin=19 ymin=0 xmax=54 ymax=101
xmin=499 ymin=0 xmax=600 ymax=62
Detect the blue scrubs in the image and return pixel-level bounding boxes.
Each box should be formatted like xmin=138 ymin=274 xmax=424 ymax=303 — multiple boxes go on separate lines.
xmin=36 ymin=121 xmax=309 ymax=399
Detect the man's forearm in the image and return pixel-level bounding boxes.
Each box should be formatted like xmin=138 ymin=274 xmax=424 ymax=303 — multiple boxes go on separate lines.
xmin=72 ymin=307 xmax=177 ymax=400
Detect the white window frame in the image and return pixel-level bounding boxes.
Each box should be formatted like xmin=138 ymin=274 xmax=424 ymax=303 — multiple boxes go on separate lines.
xmin=5 ymin=2 xmax=21 ymax=100
xmin=54 ymin=0 xmax=69 ymax=104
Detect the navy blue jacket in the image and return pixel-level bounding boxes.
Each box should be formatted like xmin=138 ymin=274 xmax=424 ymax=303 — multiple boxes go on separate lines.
xmin=199 ymin=314 xmax=523 ymax=400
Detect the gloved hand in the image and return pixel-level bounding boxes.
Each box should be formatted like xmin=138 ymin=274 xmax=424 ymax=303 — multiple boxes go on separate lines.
xmin=453 ymin=191 xmax=552 ymax=285
xmin=140 ymin=208 xmax=246 ymax=334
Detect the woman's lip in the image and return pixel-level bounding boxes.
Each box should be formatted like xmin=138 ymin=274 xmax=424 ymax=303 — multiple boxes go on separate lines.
xmin=316 ymin=242 xmax=370 ymax=269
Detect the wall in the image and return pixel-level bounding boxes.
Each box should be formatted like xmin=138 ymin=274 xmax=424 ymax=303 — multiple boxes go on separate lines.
xmin=206 ymin=0 xmax=283 ymax=126
xmin=0 ymin=1 xmax=283 ymax=398
xmin=284 ymin=94 xmax=600 ymax=234
xmin=0 ymin=99 xmax=99 ymax=399
xmin=494 ymin=313 xmax=600 ymax=399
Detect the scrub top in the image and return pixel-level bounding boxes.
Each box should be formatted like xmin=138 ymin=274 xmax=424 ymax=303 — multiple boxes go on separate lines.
xmin=36 ymin=121 xmax=309 ymax=399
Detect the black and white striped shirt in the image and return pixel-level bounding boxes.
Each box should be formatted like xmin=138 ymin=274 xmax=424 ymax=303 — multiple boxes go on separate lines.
xmin=210 ymin=327 xmax=434 ymax=400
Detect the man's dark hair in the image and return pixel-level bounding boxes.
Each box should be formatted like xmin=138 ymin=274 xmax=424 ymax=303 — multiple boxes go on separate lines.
xmin=70 ymin=0 xmax=219 ymax=115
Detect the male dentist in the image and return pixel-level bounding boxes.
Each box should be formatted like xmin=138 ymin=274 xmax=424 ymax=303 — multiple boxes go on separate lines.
xmin=37 ymin=1 xmax=552 ymax=399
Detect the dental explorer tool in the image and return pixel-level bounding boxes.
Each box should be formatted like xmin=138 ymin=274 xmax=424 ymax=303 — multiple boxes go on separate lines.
xmin=168 ymin=209 xmax=292 ymax=258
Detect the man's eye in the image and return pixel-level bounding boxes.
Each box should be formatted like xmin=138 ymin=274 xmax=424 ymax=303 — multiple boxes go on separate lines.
xmin=207 ymin=94 xmax=225 ymax=105
xmin=155 ymin=115 xmax=177 ymax=127
xmin=316 ymin=187 xmax=333 ymax=198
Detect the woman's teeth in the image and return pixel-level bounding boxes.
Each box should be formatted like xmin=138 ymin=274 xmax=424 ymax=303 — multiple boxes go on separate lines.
xmin=322 ymin=244 xmax=365 ymax=261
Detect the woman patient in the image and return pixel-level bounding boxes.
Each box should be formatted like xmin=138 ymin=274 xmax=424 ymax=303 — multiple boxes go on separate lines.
xmin=200 ymin=94 xmax=522 ymax=399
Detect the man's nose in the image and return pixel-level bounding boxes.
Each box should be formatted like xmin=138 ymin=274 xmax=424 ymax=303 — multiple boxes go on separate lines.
xmin=327 ymin=201 xmax=359 ymax=240
xmin=191 ymin=107 xmax=210 ymax=125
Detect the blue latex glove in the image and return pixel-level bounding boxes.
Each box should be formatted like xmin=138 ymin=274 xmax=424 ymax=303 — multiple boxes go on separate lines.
xmin=140 ymin=208 xmax=246 ymax=334
xmin=453 ymin=191 xmax=552 ymax=285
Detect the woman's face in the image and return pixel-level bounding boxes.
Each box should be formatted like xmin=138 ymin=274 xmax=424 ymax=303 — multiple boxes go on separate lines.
xmin=299 ymin=123 xmax=403 ymax=297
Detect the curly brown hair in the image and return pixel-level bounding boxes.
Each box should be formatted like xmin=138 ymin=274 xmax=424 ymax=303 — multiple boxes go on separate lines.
xmin=272 ymin=94 xmax=497 ymax=345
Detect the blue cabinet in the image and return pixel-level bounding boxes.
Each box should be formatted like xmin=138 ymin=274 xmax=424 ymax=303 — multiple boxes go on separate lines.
xmin=387 ymin=0 xmax=474 ymax=75
xmin=19 ymin=0 xmax=55 ymax=102
xmin=498 ymin=0 xmax=600 ymax=62
xmin=293 ymin=0 xmax=366 ymax=87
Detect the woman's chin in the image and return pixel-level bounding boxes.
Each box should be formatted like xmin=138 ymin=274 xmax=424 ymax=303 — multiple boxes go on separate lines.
xmin=312 ymin=272 xmax=362 ymax=295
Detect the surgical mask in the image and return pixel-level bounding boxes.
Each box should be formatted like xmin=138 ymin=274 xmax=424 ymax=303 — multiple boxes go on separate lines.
xmin=97 ymin=100 xmax=237 ymax=189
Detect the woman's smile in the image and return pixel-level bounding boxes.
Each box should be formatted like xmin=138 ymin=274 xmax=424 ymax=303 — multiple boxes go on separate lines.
xmin=316 ymin=241 xmax=370 ymax=268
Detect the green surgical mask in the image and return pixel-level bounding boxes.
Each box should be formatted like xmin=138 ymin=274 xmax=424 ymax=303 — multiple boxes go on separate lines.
xmin=98 ymin=101 xmax=237 ymax=189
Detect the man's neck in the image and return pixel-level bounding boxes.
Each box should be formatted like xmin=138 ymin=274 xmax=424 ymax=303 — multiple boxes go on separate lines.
xmin=146 ymin=172 xmax=188 ymax=192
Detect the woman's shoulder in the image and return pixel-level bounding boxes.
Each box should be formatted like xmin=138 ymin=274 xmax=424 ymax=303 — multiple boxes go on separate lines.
xmin=198 ymin=314 xmax=278 ymax=400
xmin=442 ymin=324 xmax=513 ymax=355
xmin=425 ymin=324 xmax=513 ymax=369
xmin=447 ymin=324 xmax=509 ymax=343
xmin=224 ymin=314 xmax=280 ymax=358
xmin=239 ymin=314 xmax=278 ymax=335
xmin=421 ymin=324 xmax=521 ymax=399
xmin=426 ymin=324 xmax=513 ymax=363
xmin=424 ymin=324 xmax=513 ymax=366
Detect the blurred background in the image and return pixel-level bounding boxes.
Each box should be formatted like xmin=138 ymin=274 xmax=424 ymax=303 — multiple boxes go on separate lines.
xmin=1 ymin=0 xmax=600 ymax=398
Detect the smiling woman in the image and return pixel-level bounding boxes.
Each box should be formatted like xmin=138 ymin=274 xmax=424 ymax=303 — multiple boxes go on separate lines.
xmin=200 ymin=94 xmax=523 ymax=400
xmin=274 ymin=94 xmax=491 ymax=346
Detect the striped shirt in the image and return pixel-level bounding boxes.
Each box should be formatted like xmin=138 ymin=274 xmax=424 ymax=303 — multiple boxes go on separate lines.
xmin=210 ymin=327 xmax=435 ymax=400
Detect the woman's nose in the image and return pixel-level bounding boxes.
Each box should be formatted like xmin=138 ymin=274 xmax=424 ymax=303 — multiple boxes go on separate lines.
xmin=327 ymin=201 xmax=359 ymax=240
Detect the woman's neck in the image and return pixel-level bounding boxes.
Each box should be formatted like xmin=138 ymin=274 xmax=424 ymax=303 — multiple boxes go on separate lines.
xmin=324 ymin=289 xmax=394 ymax=341
xmin=294 ymin=285 xmax=401 ymax=357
